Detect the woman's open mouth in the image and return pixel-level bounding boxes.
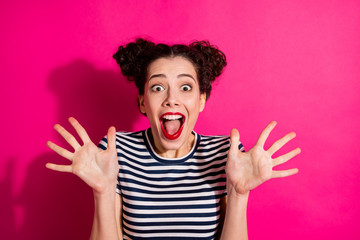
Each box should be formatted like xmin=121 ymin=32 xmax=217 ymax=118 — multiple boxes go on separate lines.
xmin=159 ymin=112 xmax=185 ymax=140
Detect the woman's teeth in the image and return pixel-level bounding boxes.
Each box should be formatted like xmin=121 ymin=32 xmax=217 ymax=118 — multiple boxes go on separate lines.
xmin=162 ymin=115 xmax=183 ymax=120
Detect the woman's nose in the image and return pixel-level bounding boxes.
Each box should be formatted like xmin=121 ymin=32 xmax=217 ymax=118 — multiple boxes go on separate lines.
xmin=163 ymin=88 xmax=179 ymax=107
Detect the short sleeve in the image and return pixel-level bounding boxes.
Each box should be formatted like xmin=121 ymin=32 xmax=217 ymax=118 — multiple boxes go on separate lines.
xmin=97 ymin=136 xmax=108 ymax=150
xmin=238 ymin=142 xmax=245 ymax=152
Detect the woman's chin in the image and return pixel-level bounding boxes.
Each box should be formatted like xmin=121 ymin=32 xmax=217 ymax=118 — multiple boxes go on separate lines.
xmin=153 ymin=128 xmax=194 ymax=156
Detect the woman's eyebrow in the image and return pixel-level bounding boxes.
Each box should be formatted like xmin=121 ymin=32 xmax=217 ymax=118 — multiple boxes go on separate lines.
xmin=178 ymin=74 xmax=196 ymax=82
xmin=149 ymin=74 xmax=166 ymax=81
xmin=149 ymin=73 xmax=196 ymax=82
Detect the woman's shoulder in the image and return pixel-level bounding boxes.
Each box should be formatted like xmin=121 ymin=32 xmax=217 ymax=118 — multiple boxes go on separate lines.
xmin=115 ymin=129 xmax=144 ymax=138
xmin=197 ymin=133 xmax=230 ymax=149
xmin=98 ymin=129 xmax=146 ymax=149
xmin=198 ymin=133 xmax=230 ymax=143
xmin=197 ymin=132 xmax=245 ymax=152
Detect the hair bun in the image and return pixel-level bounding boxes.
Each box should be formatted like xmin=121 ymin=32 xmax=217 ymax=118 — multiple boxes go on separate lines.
xmin=113 ymin=38 xmax=155 ymax=79
xmin=190 ymin=41 xmax=227 ymax=79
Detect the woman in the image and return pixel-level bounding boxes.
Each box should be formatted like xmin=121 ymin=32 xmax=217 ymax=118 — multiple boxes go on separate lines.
xmin=46 ymin=39 xmax=300 ymax=240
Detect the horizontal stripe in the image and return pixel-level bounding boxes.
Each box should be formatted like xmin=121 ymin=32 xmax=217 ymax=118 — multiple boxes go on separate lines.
xmin=123 ymin=230 xmax=215 ymax=240
xmin=122 ymin=206 xmax=220 ymax=216
xmin=122 ymin=223 xmax=217 ymax=234
xmin=120 ymin=178 xmax=225 ymax=193
xmin=124 ymin=237 xmax=213 ymax=240
xmin=122 ymin=217 xmax=219 ymax=226
xmin=122 ymin=200 xmax=220 ymax=210
xmin=119 ymin=176 xmax=226 ymax=189
xmin=123 ymin=208 xmax=221 ymax=219
xmin=119 ymin=168 xmax=225 ymax=182
xmin=122 ymin=198 xmax=221 ymax=207
xmin=121 ymin=189 xmax=224 ymax=201
xmin=123 ymin=215 xmax=219 ymax=224
xmin=121 ymin=185 xmax=225 ymax=196
xmin=121 ymin=192 xmax=224 ymax=202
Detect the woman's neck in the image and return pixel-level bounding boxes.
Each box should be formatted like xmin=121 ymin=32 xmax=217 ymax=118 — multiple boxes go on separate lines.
xmin=148 ymin=130 xmax=195 ymax=158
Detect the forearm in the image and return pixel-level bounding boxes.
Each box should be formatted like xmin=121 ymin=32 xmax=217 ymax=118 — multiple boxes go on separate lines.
xmin=90 ymin=188 xmax=120 ymax=240
xmin=220 ymin=191 xmax=249 ymax=240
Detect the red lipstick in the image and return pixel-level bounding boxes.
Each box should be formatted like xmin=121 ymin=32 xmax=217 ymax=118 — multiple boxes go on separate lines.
xmin=159 ymin=112 xmax=185 ymax=140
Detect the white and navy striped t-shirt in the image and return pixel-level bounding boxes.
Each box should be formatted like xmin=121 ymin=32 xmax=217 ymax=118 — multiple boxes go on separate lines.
xmin=98 ymin=129 xmax=244 ymax=240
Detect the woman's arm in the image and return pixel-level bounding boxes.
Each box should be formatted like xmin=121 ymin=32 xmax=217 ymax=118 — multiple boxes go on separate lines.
xmin=46 ymin=117 xmax=122 ymax=239
xmin=115 ymin=194 xmax=123 ymax=239
xmin=220 ymin=193 xmax=249 ymax=240
xmin=220 ymin=121 xmax=300 ymax=239
xmin=90 ymin=191 xmax=122 ymax=240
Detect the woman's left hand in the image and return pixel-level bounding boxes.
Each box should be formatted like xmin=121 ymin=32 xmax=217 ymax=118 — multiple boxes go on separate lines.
xmin=225 ymin=121 xmax=301 ymax=197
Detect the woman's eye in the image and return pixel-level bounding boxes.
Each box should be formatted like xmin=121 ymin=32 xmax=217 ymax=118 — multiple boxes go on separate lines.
xmin=151 ymin=85 xmax=165 ymax=92
xmin=181 ymin=84 xmax=192 ymax=91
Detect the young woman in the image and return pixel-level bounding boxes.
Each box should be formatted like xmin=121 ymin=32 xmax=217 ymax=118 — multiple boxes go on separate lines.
xmin=46 ymin=39 xmax=300 ymax=240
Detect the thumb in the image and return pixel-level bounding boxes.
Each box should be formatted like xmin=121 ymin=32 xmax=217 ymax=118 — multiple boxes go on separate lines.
xmin=106 ymin=126 xmax=116 ymax=151
xmin=230 ymin=128 xmax=240 ymax=152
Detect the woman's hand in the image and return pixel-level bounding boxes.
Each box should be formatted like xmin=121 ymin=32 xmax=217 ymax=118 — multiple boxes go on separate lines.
xmin=226 ymin=121 xmax=301 ymax=197
xmin=46 ymin=117 xmax=118 ymax=195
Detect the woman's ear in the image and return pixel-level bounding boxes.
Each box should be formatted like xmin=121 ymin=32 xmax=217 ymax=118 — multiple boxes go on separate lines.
xmin=199 ymin=93 xmax=206 ymax=112
xmin=138 ymin=95 xmax=146 ymax=114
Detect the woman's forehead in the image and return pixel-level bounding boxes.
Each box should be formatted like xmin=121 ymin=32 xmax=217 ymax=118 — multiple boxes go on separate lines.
xmin=147 ymin=57 xmax=197 ymax=79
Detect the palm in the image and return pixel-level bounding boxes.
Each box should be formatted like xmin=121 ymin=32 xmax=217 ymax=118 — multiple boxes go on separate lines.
xmin=226 ymin=122 xmax=300 ymax=196
xmin=46 ymin=117 xmax=118 ymax=194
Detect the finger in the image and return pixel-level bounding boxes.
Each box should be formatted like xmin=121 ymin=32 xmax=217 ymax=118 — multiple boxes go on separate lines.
xmin=273 ymin=148 xmax=301 ymax=167
xmin=68 ymin=117 xmax=92 ymax=144
xmin=256 ymin=121 xmax=277 ymax=148
xmin=45 ymin=163 xmax=72 ymax=173
xmin=106 ymin=126 xmax=116 ymax=152
xmin=267 ymin=132 xmax=296 ymax=156
xmin=271 ymin=168 xmax=299 ymax=178
xmin=230 ymin=128 xmax=240 ymax=152
xmin=54 ymin=124 xmax=81 ymax=149
xmin=47 ymin=141 xmax=73 ymax=161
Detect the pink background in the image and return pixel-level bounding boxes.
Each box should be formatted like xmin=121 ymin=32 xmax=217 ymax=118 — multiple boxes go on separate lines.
xmin=1 ymin=0 xmax=359 ymax=239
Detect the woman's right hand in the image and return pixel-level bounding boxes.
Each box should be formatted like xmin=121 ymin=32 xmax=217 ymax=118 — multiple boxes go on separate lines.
xmin=46 ymin=117 xmax=118 ymax=195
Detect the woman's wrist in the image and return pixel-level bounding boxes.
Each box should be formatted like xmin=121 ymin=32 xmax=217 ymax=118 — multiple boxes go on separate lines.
xmin=93 ymin=180 xmax=117 ymax=198
xmin=226 ymin=187 xmax=250 ymax=201
xmin=226 ymin=189 xmax=250 ymax=211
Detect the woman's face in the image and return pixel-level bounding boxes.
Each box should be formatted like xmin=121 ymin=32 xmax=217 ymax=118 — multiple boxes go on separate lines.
xmin=139 ymin=56 xmax=206 ymax=157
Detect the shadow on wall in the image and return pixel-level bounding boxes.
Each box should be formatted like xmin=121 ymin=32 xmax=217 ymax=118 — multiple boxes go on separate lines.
xmin=14 ymin=59 xmax=141 ymax=240
xmin=0 ymin=159 xmax=16 ymax=239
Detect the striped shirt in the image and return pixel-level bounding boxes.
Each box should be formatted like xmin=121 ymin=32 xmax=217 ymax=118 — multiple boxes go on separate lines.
xmin=98 ymin=129 xmax=244 ymax=240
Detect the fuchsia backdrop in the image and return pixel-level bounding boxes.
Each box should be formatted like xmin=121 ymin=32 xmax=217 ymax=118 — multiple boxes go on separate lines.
xmin=1 ymin=0 xmax=359 ymax=239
